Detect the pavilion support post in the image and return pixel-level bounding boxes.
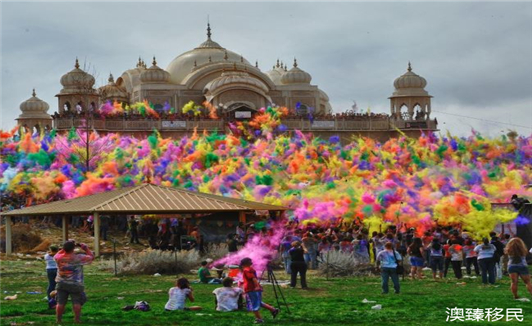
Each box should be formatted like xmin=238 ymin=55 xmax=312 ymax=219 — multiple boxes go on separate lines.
xmin=93 ymin=213 xmax=100 ymax=257
xmin=5 ymin=216 xmax=12 ymax=255
xmin=239 ymin=211 xmax=246 ymax=224
xmin=62 ymin=216 xmax=69 ymax=242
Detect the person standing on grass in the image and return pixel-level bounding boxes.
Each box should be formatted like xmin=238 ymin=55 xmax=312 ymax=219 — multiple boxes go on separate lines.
xmin=505 ymin=238 xmax=532 ymax=299
xmin=474 ymin=238 xmax=497 ymax=285
xmin=429 ymin=238 xmax=444 ymax=280
xmin=407 ymin=237 xmax=424 ymax=280
xmin=376 ymin=242 xmax=402 ymax=294
xmin=44 ymin=245 xmax=58 ymax=307
xmin=240 ymin=258 xmax=279 ymax=324
xmin=164 ymin=278 xmax=202 ymax=311
xmin=490 ymin=233 xmax=505 ymax=280
xmin=289 ymin=241 xmax=309 ymax=289
xmin=54 ymin=240 xmax=94 ymax=324
xmin=421 ymin=231 xmax=434 ymax=267
xmin=442 ymin=240 xmax=452 ymax=278
xmin=463 ymin=238 xmax=480 ymax=276
xmin=449 ymin=240 xmax=463 ymax=279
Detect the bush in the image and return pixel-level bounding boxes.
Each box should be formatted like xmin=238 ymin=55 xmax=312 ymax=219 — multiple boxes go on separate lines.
xmin=317 ymin=251 xmax=374 ymax=277
xmin=100 ymin=245 xmax=229 ymax=276
xmin=100 ymin=249 xmax=201 ymax=275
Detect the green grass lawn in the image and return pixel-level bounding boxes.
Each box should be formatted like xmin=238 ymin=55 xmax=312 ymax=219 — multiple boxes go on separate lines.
xmin=1 ymin=259 xmax=531 ymax=325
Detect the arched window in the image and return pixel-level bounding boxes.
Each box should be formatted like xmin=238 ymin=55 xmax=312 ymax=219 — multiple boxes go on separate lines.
xmin=413 ymin=104 xmax=423 ymax=120
xmin=64 ymin=101 xmax=71 ymax=111
xmin=398 ymin=104 xmax=408 ymax=120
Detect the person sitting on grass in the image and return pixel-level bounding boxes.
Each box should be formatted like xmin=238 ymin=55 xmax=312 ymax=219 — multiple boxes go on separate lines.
xmin=198 ymin=261 xmax=214 ymax=283
xmin=198 ymin=261 xmax=222 ymax=284
xmin=164 ymin=278 xmax=202 ymax=311
xmin=505 ymin=237 xmax=532 ymax=300
xmin=212 ymin=277 xmax=244 ymax=312
xmin=240 ymin=257 xmax=279 ymax=324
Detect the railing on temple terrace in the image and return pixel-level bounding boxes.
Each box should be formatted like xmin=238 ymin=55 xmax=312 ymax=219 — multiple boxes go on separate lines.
xmin=53 ymin=117 xmax=438 ymax=132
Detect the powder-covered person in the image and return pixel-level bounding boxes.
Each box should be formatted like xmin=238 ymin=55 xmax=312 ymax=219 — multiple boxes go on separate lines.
xmin=212 ymin=277 xmax=243 ymax=312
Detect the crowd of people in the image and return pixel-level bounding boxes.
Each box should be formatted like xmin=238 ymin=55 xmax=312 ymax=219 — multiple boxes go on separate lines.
xmin=51 ymin=106 xmax=394 ymax=123
xmin=276 ymin=220 xmax=532 ymax=298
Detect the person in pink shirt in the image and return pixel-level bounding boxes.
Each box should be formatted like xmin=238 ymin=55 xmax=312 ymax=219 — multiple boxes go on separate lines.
xmin=54 ymin=240 xmax=94 ymax=324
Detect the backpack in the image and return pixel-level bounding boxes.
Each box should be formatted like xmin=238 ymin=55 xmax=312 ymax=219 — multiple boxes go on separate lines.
xmin=134 ymin=301 xmax=151 ymax=312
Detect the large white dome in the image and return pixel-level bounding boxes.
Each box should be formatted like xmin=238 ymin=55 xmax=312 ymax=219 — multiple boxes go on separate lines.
xmin=166 ymin=24 xmax=251 ymax=84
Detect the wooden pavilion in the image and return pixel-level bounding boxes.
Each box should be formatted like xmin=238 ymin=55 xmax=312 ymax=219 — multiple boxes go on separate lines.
xmin=0 ymin=184 xmax=287 ymax=256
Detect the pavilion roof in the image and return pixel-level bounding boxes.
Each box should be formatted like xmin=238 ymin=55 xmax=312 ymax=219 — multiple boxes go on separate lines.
xmin=1 ymin=183 xmax=286 ymax=216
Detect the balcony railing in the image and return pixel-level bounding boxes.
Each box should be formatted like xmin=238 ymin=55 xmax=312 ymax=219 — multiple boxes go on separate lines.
xmin=53 ymin=117 xmax=437 ymax=132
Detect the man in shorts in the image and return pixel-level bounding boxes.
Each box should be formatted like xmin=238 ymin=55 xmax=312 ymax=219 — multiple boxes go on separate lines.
xmin=240 ymin=258 xmax=279 ymax=323
xmin=54 ymin=240 xmax=94 ymax=324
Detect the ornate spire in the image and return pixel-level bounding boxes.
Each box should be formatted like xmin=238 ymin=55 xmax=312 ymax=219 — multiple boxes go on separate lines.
xmin=407 ymin=61 xmax=412 ymax=72
xmin=108 ymin=73 xmax=114 ymax=83
xmin=280 ymin=61 xmax=284 ymax=69
xmin=293 ymin=58 xmax=298 ymax=68
xmin=255 ymin=61 xmax=259 ymax=68
xmin=240 ymin=55 xmax=244 ymax=63
xmin=276 ymin=59 xmax=280 ymax=68
xmin=32 ymin=88 xmax=36 ymax=97
xmin=284 ymin=65 xmax=287 ymax=72
xmin=75 ymin=58 xmax=80 ymax=69
xmin=152 ymin=56 xmax=157 ymax=66
xmin=137 ymin=56 xmax=142 ymax=67
xmin=141 ymin=59 xmax=146 ymax=68
xmin=224 ymin=50 xmax=228 ymax=61
xmin=207 ymin=22 xmax=212 ymax=39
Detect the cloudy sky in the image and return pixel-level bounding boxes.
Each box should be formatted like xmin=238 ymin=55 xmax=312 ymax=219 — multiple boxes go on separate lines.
xmin=1 ymin=0 xmax=531 ymax=136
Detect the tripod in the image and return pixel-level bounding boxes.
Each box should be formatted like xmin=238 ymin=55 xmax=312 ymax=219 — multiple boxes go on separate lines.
xmin=265 ymin=266 xmax=291 ymax=314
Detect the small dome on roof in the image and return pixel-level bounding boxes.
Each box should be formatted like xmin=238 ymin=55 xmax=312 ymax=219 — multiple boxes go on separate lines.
xmin=99 ymin=73 xmax=128 ymax=100
xmin=140 ymin=57 xmax=171 ymax=83
xmin=393 ymin=62 xmax=427 ymax=89
xmin=19 ymin=89 xmax=51 ymax=119
xmin=60 ymin=58 xmax=96 ymax=89
xmin=265 ymin=60 xmax=285 ymax=85
xmin=391 ymin=62 xmax=431 ymax=97
xmin=281 ymin=59 xmax=312 ymax=85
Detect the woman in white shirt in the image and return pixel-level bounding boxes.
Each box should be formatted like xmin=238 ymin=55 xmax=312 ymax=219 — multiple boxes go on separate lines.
xmin=474 ymin=238 xmax=497 ymax=285
xmin=212 ymin=277 xmax=243 ymax=312
xmin=44 ymin=245 xmax=58 ymax=302
xmin=165 ymin=278 xmax=202 ymax=311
